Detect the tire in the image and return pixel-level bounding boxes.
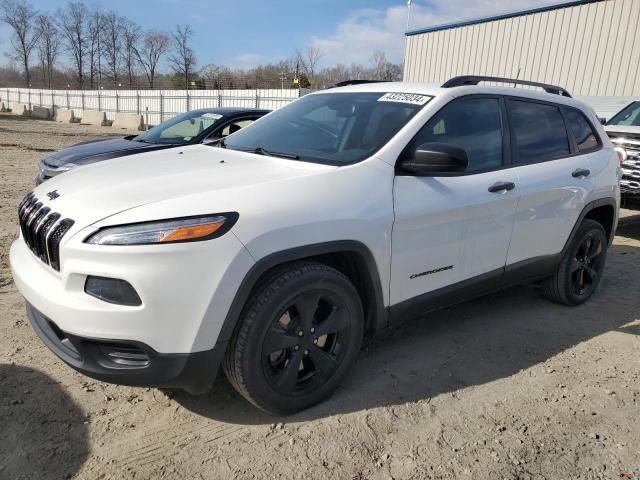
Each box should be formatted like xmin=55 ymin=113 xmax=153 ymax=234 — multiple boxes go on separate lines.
xmin=223 ymin=261 xmax=364 ymax=414
xmin=542 ymin=219 xmax=608 ymax=306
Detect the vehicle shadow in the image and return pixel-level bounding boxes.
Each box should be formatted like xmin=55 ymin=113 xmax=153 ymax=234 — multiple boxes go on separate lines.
xmin=178 ymin=232 xmax=640 ymax=424
xmin=0 ymin=364 xmax=89 ymax=479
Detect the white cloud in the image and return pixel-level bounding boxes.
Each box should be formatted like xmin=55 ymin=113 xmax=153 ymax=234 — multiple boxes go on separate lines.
xmin=311 ymin=0 xmax=569 ymax=66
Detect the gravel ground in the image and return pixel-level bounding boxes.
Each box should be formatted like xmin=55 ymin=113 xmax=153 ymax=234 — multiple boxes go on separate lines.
xmin=1 ymin=113 xmax=639 ymax=480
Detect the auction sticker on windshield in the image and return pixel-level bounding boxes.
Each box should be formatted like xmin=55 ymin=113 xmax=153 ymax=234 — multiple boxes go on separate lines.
xmin=378 ymin=93 xmax=431 ymax=105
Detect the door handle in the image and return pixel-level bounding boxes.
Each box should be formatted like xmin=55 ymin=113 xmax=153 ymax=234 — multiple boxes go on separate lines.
xmin=488 ymin=181 xmax=516 ymax=193
xmin=572 ymin=168 xmax=591 ymax=178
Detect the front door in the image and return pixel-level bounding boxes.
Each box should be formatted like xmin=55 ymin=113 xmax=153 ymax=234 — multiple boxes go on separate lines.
xmin=391 ymin=96 xmax=519 ymax=307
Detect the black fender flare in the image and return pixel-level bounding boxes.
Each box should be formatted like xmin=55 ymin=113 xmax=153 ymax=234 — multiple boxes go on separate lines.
xmin=561 ymin=197 xmax=618 ymax=255
xmin=214 ymin=240 xmax=388 ymax=350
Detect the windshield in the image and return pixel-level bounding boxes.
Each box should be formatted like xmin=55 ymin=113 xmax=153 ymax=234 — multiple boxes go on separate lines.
xmin=136 ymin=111 xmax=224 ymax=145
xmin=223 ymin=92 xmax=430 ymax=164
xmin=608 ymin=101 xmax=640 ymax=126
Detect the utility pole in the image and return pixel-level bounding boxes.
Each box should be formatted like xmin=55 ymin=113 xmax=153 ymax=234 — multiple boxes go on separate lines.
xmin=404 ymin=0 xmax=413 ymax=81
xmin=97 ymin=26 xmax=103 ymax=89
xmin=279 ymin=72 xmax=288 ymax=89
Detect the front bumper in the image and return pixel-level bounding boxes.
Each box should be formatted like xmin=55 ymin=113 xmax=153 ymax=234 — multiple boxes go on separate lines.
xmin=26 ymin=302 xmax=221 ymax=393
xmin=10 ymin=224 xmax=254 ymax=353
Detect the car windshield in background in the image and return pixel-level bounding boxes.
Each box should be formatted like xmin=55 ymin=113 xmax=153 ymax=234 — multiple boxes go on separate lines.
xmin=135 ymin=111 xmax=223 ymax=145
xmin=223 ymin=92 xmax=431 ymax=165
xmin=607 ymin=101 xmax=640 ymax=126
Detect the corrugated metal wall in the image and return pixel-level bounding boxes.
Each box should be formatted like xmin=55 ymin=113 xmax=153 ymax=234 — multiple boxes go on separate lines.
xmin=404 ymin=0 xmax=640 ymax=98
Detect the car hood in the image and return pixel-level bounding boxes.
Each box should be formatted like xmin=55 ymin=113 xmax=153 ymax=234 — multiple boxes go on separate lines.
xmin=32 ymin=145 xmax=336 ymax=227
xmin=43 ymin=137 xmax=170 ymax=167
xmin=605 ymin=125 xmax=640 ymax=138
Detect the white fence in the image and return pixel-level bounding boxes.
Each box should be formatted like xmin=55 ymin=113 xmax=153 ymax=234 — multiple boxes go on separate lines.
xmin=2 ymin=87 xmax=630 ymax=125
xmin=0 ymin=87 xmax=302 ymax=125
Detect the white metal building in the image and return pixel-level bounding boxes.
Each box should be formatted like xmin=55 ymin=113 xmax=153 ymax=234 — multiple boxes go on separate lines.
xmin=404 ymin=0 xmax=640 ymax=118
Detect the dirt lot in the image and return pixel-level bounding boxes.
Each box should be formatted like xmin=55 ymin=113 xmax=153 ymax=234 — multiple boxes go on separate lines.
xmin=0 ymin=113 xmax=639 ymax=480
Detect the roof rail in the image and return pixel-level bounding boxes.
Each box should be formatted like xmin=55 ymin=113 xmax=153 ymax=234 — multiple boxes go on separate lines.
xmin=326 ymin=80 xmax=390 ymax=89
xmin=441 ymin=75 xmax=572 ymax=97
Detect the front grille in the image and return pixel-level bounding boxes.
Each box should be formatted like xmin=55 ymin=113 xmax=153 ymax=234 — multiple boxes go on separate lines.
xmin=17 ymin=193 xmax=74 ymax=271
xmin=610 ymin=135 xmax=640 ymax=194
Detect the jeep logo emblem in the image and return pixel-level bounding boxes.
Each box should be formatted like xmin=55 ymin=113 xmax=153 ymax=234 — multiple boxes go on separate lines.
xmin=46 ymin=190 xmax=60 ymax=200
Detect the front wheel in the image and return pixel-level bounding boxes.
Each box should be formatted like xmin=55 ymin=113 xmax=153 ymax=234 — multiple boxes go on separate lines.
xmin=223 ymin=261 xmax=364 ymax=414
xmin=542 ymin=219 xmax=608 ymax=306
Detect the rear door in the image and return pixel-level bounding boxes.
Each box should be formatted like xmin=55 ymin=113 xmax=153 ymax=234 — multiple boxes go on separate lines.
xmin=505 ymin=98 xmax=599 ymax=265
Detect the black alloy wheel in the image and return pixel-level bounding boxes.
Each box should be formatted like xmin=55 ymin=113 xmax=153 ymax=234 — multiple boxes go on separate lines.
xmin=570 ymin=232 xmax=604 ymax=296
xmin=543 ymin=219 xmax=608 ymax=306
xmin=262 ymin=290 xmax=352 ymax=397
xmin=223 ymin=261 xmax=364 ymax=414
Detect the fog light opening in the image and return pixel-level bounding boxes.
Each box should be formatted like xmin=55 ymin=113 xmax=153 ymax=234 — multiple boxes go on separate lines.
xmin=84 ymin=276 xmax=142 ymax=306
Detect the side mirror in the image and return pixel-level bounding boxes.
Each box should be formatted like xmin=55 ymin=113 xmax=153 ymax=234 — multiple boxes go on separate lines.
xmin=400 ymin=142 xmax=469 ymax=175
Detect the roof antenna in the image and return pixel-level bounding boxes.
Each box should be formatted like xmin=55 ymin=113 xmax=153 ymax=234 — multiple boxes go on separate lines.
xmin=513 ymin=67 xmax=522 ymax=88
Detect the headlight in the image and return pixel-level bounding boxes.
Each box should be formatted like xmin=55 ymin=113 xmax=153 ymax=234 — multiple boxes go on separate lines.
xmin=84 ymin=213 xmax=238 ymax=245
xmin=58 ymin=163 xmax=79 ymax=172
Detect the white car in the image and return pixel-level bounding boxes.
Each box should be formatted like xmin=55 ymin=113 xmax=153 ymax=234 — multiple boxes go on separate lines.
xmin=11 ymin=76 xmax=621 ymax=414
xmin=604 ymin=100 xmax=640 ymax=198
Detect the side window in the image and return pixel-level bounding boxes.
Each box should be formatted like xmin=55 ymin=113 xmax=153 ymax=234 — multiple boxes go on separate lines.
xmin=409 ymin=97 xmax=504 ymax=172
xmin=508 ymin=100 xmax=570 ymax=165
xmin=218 ymin=119 xmax=255 ymax=137
xmin=564 ymin=108 xmax=600 ymax=152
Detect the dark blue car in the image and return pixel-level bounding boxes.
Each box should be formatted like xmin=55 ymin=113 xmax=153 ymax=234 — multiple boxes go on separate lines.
xmin=37 ymin=107 xmax=270 ymax=184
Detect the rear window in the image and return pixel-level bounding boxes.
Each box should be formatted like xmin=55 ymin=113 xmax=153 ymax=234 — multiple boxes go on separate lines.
xmin=564 ymin=108 xmax=600 ymax=152
xmin=509 ymin=100 xmax=570 ymax=165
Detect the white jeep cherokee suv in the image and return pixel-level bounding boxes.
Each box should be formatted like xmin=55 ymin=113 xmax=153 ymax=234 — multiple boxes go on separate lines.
xmin=10 ymin=76 xmax=620 ymax=414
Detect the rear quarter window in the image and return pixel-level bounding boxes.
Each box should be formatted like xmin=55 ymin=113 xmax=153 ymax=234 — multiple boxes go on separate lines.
xmin=564 ymin=108 xmax=601 ymax=152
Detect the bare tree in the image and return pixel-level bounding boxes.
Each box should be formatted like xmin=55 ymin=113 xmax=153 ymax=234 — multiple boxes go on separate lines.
xmin=200 ymin=63 xmax=231 ymax=89
xmin=369 ymin=51 xmax=388 ymax=80
xmin=369 ymin=50 xmax=401 ymax=81
xmin=87 ymin=9 xmax=103 ymax=88
xmin=168 ymin=24 xmax=196 ymax=89
xmin=57 ymin=2 xmax=89 ymax=88
xmin=134 ymin=30 xmax=169 ymax=89
xmin=121 ymin=19 xmax=139 ymax=87
xmin=101 ymin=11 xmax=123 ymax=87
xmin=35 ymin=14 xmax=60 ymax=88
xmin=296 ymin=46 xmax=323 ymax=86
xmin=1 ymin=0 xmax=40 ymax=87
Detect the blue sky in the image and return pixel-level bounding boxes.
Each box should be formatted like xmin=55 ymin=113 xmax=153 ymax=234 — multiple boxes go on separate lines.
xmin=0 ymin=0 xmax=569 ymax=70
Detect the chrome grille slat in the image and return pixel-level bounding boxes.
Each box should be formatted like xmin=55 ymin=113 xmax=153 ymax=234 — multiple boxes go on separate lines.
xmin=17 ymin=193 xmax=74 ymax=272
xmin=47 ymin=219 xmax=74 ymax=271
xmin=32 ymin=207 xmax=51 ymax=260
xmin=24 ymin=203 xmax=43 ymax=248
xmin=37 ymin=213 xmax=60 ymax=264
xmin=19 ymin=196 xmax=37 ymax=239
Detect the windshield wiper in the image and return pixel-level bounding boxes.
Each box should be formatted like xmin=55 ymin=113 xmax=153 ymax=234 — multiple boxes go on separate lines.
xmin=252 ymin=146 xmax=300 ymax=160
xmin=136 ymin=138 xmax=157 ymax=144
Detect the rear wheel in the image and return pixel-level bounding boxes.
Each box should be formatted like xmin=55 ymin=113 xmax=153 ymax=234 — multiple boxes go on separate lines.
xmin=543 ymin=219 xmax=608 ymax=306
xmin=223 ymin=261 xmax=364 ymax=414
